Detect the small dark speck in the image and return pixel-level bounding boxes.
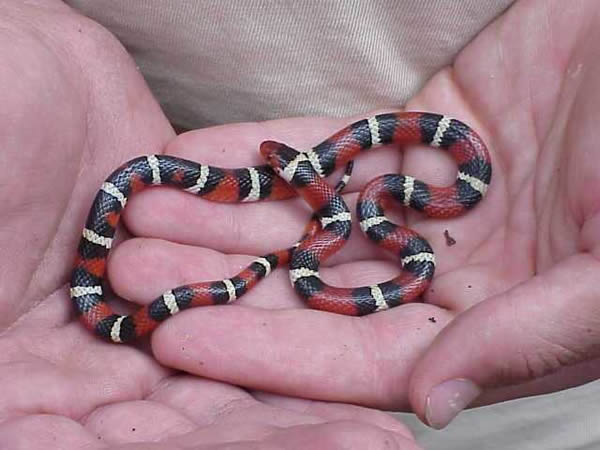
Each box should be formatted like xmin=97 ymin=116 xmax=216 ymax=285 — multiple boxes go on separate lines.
xmin=428 ymin=317 xmax=437 ymax=323
xmin=199 ymin=361 xmax=205 ymax=366
xmin=444 ymin=229 xmax=457 ymax=246
xmin=131 ymin=428 xmax=136 ymax=432
xmin=78 ymin=27 xmax=82 ymax=33
xmin=467 ymin=285 xmax=472 ymax=289
xmin=262 ymin=322 xmax=267 ymax=327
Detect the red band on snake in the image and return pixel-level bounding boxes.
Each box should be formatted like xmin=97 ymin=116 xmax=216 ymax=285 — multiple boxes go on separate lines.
xmin=70 ymin=112 xmax=491 ymax=343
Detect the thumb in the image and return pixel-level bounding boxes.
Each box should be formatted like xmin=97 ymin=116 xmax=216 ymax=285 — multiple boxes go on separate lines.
xmin=409 ymin=253 xmax=600 ymax=429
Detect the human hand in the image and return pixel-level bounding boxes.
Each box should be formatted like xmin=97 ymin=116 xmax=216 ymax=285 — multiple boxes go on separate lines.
xmin=115 ymin=0 xmax=600 ymax=430
xmin=0 ymin=2 xmax=419 ymax=448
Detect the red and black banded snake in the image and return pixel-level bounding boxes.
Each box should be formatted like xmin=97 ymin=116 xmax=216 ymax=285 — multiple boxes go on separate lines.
xmin=70 ymin=112 xmax=491 ymax=343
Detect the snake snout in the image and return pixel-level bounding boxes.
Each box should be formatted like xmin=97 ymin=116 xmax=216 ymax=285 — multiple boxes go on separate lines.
xmin=259 ymin=140 xmax=283 ymax=159
xmin=259 ymin=140 xmax=298 ymax=172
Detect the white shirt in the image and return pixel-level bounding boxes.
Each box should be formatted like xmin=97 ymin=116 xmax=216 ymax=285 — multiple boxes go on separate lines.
xmin=65 ymin=0 xmax=514 ymax=128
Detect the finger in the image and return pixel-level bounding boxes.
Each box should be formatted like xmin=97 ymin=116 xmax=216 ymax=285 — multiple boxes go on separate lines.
xmin=83 ymin=398 xmax=196 ymax=444
xmin=175 ymin=421 xmax=418 ymax=450
xmin=469 ymin=357 xmax=600 ymax=405
xmin=124 ymin=187 xmax=491 ymax=263
xmin=152 ymin=300 xmax=451 ymax=410
xmin=108 ymin=237 xmax=300 ymax=309
xmin=123 ymin=115 xmax=408 ymax=256
xmin=264 ymin=421 xmax=419 ymax=450
xmin=108 ymin=232 xmax=427 ymax=307
xmin=164 ymin=112 xmax=418 ymax=191
xmin=146 ymin=376 xmax=416 ymax=448
xmin=124 ymin=112 xmax=491 ymax=259
xmin=147 ymin=376 xmax=313 ymax=427
xmin=409 ymin=253 xmax=600 ymax=429
xmin=254 ymin=392 xmax=414 ymax=439
xmin=0 ymin=415 xmax=100 ymax=450
xmin=121 ymin=122 xmax=496 ymax=282
xmin=84 ymin=375 xmax=322 ymax=445
xmin=149 ymin=376 xmax=321 ymax=428
xmin=124 ymin=189 xmax=421 ymax=267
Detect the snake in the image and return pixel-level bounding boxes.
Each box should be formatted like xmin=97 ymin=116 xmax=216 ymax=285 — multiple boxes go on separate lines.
xmin=70 ymin=112 xmax=491 ymax=343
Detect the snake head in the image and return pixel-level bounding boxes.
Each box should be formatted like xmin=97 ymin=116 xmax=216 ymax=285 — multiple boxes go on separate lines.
xmin=259 ymin=140 xmax=301 ymax=180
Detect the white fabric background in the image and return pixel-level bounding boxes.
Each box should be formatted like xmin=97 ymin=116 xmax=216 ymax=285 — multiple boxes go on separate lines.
xmin=66 ymin=0 xmax=513 ymax=128
xmin=397 ymin=380 xmax=600 ymax=449
xmin=63 ymin=1 xmax=600 ymax=448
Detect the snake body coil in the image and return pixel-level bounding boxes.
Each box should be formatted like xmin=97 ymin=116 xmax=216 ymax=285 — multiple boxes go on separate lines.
xmin=70 ymin=112 xmax=491 ymax=343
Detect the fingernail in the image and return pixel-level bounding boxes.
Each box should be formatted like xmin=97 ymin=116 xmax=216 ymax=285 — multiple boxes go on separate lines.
xmin=425 ymin=379 xmax=481 ymax=429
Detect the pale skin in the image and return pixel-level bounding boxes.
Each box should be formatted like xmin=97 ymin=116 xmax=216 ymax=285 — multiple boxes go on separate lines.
xmin=0 ymin=2 xmax=419 ymax=449
xmin=1 ymin=0 xmax=600 ymax=447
